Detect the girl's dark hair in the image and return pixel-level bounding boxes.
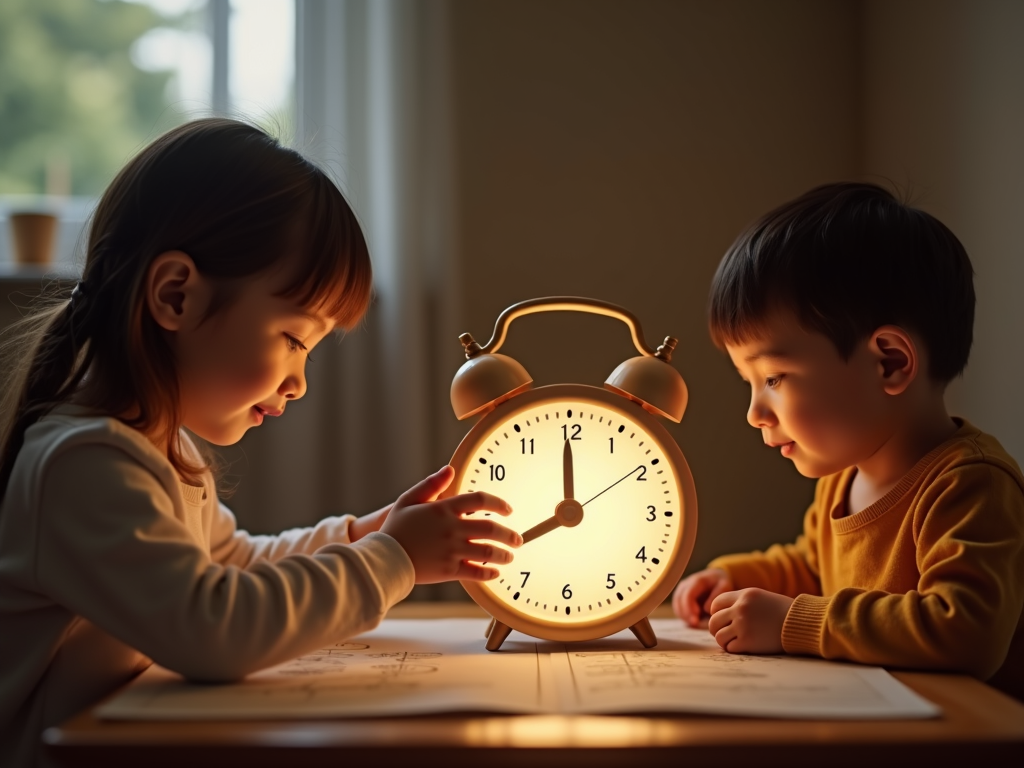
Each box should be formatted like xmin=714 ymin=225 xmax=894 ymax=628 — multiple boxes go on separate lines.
xmin=0 ymin=118 xmax=372 ymax=494
xmin=708 ymin=182 xmax=975 ymax=384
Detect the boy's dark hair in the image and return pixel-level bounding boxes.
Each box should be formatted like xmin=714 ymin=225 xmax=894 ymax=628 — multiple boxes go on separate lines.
xmin=708 ymin=182 xmax=975 ymax=384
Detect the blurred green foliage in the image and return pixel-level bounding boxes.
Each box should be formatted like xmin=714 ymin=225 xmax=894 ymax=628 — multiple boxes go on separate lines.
xmin=0 ymin=0 xmax=181 ymax=196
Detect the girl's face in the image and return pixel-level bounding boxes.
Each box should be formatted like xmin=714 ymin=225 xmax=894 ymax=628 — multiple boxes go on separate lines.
xmin=172 ymin=268 xmax=335 ymax=446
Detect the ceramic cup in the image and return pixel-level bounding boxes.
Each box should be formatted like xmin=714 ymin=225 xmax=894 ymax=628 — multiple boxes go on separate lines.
xmin=9 ymin=212 xmax=59 ymax=265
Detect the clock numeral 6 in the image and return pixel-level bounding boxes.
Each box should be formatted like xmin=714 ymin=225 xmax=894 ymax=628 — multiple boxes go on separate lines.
xmin=606 ymin=573 xmax=616 ymax=589
xmin=562 ymin=584 xmax=573 ymax=600
xmin=646 ymin=505 xmax=656 ymax=522
xmin=489 ymin=464 xmax=505 ymax=481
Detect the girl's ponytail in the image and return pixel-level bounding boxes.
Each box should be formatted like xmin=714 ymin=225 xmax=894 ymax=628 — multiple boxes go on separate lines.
xmin=0 ymin=287 xmax=95 ymax=495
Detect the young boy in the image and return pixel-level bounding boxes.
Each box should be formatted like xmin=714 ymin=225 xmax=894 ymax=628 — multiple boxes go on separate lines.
xmin=674 ymin=182 xmax=1024 ymax=701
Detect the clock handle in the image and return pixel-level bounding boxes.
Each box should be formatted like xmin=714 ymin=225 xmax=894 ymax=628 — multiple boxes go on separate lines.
xmin=467 ymin=296 xmax=676 ymax=362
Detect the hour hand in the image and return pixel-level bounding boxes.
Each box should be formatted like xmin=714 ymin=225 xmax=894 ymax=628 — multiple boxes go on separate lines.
xmin=521 ymin=515 xmax=562 ymax=544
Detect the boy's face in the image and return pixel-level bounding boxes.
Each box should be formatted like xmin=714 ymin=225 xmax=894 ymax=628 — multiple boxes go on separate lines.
xmin=725 ymin=309 xmax=892 ymax=478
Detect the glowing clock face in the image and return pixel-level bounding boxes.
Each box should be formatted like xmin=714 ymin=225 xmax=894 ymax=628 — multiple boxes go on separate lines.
xmin=455 ymin=394 xmax=686 ymax=628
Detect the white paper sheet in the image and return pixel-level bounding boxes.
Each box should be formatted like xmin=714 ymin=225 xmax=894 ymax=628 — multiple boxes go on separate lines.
xmin=97 ymin=618 xmax=940 ymax=721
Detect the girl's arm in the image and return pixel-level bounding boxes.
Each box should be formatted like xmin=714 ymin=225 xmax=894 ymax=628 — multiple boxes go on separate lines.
xmin=36 ymin=444 xmax=415 ymax=681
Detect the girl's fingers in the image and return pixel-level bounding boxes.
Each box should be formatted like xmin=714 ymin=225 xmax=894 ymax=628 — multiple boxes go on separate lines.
xmin=447 ymin=491 xmax=513 ymax=517
xmin=457 ymin=561 xmax=500 ymax=581
xmin=714 ymin=625 xmax=738 ymax=651
xmin=459 ymin=518 xmax=523 ymax=547
xmin=707 ymin=608 xmax=731 ymax=636
xmin=462 ymin=541 xmax=514 ymax=564
xmin=396 ymin=466 xmax=455 ymax=507
xmin=704 ymin=580 xmax=734 ymax=614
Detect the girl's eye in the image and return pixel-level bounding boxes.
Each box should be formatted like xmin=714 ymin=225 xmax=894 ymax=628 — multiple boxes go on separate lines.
xmin=285 ymin=334 xmax=308 ymax=354
xmin=765 ymin=375 xmax=784 ymax=389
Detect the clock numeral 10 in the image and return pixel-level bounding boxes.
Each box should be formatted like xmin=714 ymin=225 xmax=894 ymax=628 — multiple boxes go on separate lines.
xmin=489 ymin=465 xmax=505 ymax=481
xmin=520 ymin=438 xmax=534 ymax=454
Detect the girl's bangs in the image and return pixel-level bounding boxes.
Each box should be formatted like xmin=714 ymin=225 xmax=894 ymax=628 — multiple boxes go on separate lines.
xmin=278 ymin=173 xmax=373 ymax=331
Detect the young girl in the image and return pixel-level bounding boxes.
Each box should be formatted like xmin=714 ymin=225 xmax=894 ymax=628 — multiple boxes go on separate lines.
xmin=0 ymin=119 xmax=521 ymax=767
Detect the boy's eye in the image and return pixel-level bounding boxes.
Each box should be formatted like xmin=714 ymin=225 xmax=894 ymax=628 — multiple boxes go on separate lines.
xmin=765 ymin=375 xmax=784 ymax=389
xmin=284 ymin=334 xmax=308 ymax=354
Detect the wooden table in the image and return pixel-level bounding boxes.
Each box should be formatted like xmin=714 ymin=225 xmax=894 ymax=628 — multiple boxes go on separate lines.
xmin=44 ymin=602 xmax=1024 ymax=767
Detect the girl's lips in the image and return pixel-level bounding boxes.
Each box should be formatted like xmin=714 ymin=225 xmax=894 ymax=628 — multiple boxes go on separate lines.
xmin=251 ymin=406 xmax=264 ymax=425
xmin=780 ymin=442 xmax=795 ymax=457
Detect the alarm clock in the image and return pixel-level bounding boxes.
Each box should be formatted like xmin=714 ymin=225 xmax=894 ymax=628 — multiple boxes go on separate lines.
xmin=444 ymin=297 xmax=697 ymax=651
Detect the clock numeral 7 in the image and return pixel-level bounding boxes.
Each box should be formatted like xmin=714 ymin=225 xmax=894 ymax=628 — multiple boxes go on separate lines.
xmin=561 ymin=424 xmax=582 ymax=441
xmin=606 ymin=573 xmax=616 ymax=589
xmin=520 ymin=572 xmax=530 ymax=588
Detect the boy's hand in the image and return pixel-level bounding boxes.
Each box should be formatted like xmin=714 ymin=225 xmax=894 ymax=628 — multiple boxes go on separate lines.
xmin=672 ymin=568 xmax=733 ymax=627
xmin=381 ymin=466 xmax=522 ymax=584
xmin=707 ymin=588 xmax=794 ymax=654
xmin=349 ymin=504 xmax=392 ymax=542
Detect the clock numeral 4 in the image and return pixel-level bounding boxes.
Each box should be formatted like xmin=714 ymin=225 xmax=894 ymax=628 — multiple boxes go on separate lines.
xmin=636 ymin=546 xmax=647 ymax=563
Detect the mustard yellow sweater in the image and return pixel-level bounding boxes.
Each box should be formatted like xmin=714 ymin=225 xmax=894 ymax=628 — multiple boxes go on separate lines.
xmin=710 ymin=419 xmax=1024 ymax=700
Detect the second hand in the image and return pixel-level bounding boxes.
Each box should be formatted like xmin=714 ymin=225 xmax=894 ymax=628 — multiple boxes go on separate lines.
xmin=580 ymin=465 xmax=644 ymax=508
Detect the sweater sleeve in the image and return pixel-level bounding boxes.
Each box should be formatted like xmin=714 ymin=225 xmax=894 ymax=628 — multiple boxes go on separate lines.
xmin=34 ymin=444 xmax=415 ymax=682
xmin=781 ymin=464 xmax=1024 ymax=679
xmin=208 ymin=501 xmax=359 ymax=567
xmin=708 ymin=493 xmax=823 ymax=598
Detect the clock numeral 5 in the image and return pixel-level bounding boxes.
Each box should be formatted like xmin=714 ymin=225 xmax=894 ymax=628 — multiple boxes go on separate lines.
xmin=606 ymin=573 xmax=616 ymax=589
xmin=489 ymin=464 xmax=505 ymax=481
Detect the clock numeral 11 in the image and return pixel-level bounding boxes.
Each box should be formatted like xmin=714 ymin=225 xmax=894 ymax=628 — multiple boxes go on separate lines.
xmin=520 ymin=438 xmax=534 ymax=454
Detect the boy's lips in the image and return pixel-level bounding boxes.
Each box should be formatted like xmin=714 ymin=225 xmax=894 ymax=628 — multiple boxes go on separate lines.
xmin=252 ymin=405 xmax=284 ymax=425
xmin=766 ymin=440 xmax=796 ymax=457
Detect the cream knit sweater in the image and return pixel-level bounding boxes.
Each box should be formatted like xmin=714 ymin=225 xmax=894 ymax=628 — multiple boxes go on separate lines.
xmin=0 ymin=408 xmax=414 ymax=766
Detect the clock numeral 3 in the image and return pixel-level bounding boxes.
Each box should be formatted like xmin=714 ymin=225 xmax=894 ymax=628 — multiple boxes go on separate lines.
xmin=489 ymin=464 xmax=505 ymax=481
xmin=646 ymin=505 xmax=656 ymax=522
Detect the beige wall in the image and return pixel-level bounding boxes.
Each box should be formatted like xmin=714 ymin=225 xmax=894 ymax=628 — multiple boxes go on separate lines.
xmin=443 ymin=0 xmax=862 ymax=570
xmin=862 ymin=0 xmax=1024 ymax=464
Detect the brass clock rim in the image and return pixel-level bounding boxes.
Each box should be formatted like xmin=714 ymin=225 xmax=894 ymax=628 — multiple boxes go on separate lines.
xmin=444 ymin=383 xmax=698 ymax=643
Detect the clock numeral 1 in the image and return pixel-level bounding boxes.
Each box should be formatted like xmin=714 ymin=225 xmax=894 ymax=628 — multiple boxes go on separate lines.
xmin=606 ymin=573 xmax=616 ymax=589
xmin=561 ymin=424 xmax=582 ymax=441
xmin=520 ymin=438 xmax=534 ymax=454
xmin=562 ymin=584 xmax=573 ymax=600
xmin=489 ymin=464 xmax=505 ymax=481
xmin=609 ymin=437 xmax=614 ymax=453
xmin=646 ymin=505 xmax=656 ymax=522
xmin=636 ymin=546 xmax=647 ymax=563
xmin=520 ymin=572 xmax=530 ymax=588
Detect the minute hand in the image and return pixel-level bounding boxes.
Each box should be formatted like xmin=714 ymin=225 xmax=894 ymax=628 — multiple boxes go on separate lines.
xmin=581 ymin=465 xmax=645 ymax=508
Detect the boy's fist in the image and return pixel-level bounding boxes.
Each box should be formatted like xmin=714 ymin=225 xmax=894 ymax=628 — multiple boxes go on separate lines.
xmin=381 ymin=466 xmax=522 ymax=584
xmin=707 ymin=588 xmax=794 ymax=654
xmin=672 ymin=568 xmax=733 ymax=627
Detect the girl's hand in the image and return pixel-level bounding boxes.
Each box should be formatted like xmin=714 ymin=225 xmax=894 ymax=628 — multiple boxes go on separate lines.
xmin=672 ymin=568 xmax=733 ymax=627
xmin=349 ymin=505 xmax=392 ymax=542
xmin=381 ymin=466 xmax=522 ymax=584
xmin=707 ymin=588 xmax=794 ymax=654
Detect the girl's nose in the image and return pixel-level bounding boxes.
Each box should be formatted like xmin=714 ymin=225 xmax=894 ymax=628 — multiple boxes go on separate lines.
xmin=280 ymin=369 xmax=307 ymax=401
xmin=747 ymin=390 xmax=776 ymax=429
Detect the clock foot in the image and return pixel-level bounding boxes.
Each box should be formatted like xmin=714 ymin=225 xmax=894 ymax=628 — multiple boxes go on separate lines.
xmin=485 ymin=617 xmax=495 ymax=638
xmin=628 ymin=616 xmax=657 ymax=648
xmin=485 ymin=620 xmax=513 ymax=651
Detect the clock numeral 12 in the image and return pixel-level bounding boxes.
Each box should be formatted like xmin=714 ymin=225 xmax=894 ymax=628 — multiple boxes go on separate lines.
xmin=561 ymin=424 xmax=582 ymax=441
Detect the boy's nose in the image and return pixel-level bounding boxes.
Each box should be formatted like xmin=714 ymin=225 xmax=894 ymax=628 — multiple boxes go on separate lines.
xmin=280 ymin=370 xmax=307 ymax=401
xmin=747 ymin=392 xmax=776 ymax=429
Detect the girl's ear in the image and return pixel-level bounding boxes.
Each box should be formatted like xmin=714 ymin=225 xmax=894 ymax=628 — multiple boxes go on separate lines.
xmin=870 ymin=325 xmax=918 ymax=396
xmin=146 ymin=251 xmax=210 ymax=332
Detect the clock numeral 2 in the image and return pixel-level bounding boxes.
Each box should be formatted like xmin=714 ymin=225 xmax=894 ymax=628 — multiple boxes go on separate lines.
xmin=636 ymin=466 xmax=647 ymax=481
xmin=636 ymin=546 xmax=647 ymax=563
xmin=489 ymin=465 xmax=505 ymax=481
xmin=646 ymin=505 xmax=656 ymax=522
xmin=561 ymin=424 xmax=582 ymax=441
xmin=520 ymin=438 xmax=534 ymax=454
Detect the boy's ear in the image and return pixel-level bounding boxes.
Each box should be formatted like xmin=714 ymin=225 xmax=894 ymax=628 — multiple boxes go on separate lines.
xmin=145 ymin=251 xmax=210 ymax=332
xmin=870 ymin=325 xmax=917 ymax=395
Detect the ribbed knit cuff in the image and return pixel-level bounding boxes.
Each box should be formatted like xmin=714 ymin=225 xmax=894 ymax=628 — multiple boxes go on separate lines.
xmin=781 ymin=594 xmax=830 ymax=656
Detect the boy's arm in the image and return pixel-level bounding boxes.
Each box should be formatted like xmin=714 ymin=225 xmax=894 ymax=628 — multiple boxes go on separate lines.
xmin=709 ymin=488 xmax=825 ymax=598
xmin=782 ymin=464 xmax=1024 ymax=679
